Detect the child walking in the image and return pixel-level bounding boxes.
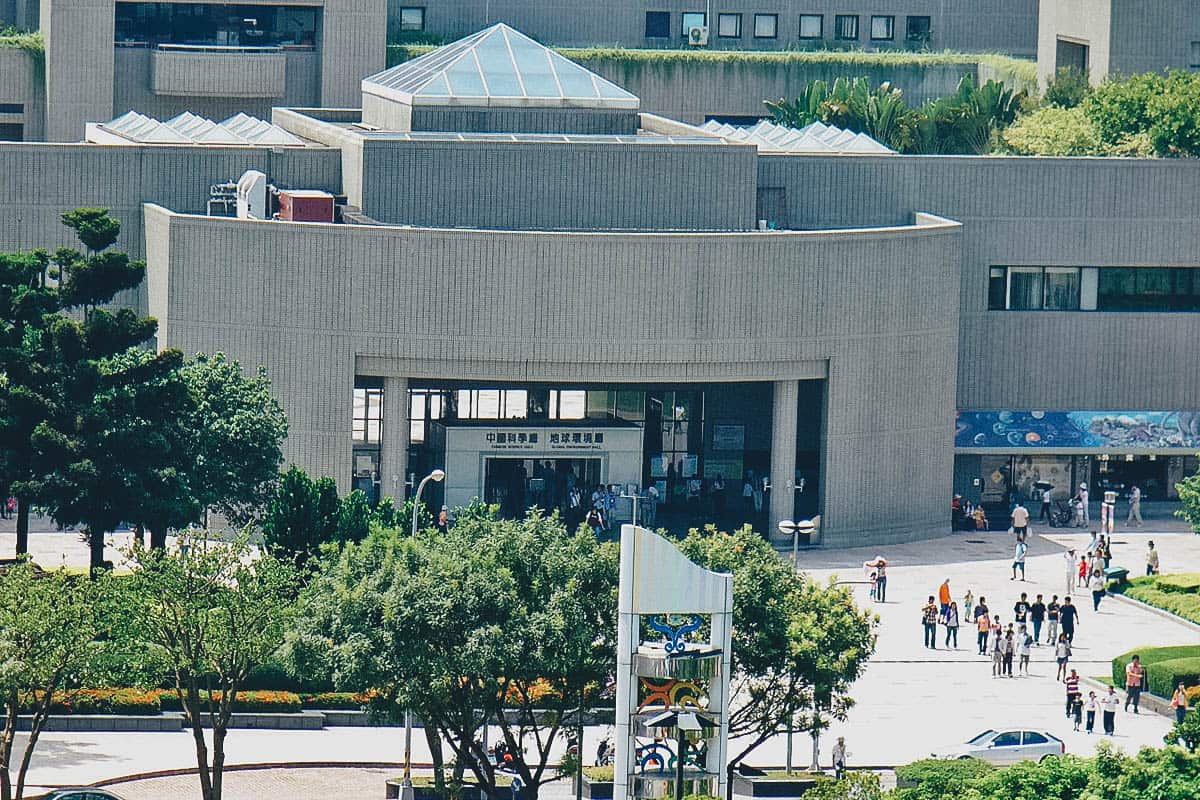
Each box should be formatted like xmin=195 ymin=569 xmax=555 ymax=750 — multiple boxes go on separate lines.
xmin=1055 ymin=633 xmax=1071 ymax=681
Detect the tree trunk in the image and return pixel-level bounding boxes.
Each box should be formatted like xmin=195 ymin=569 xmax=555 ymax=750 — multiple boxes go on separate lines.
xmin=0 ymin=694 xmax=18 ymax=800
xmin=16 ymin=713 xmax=48 ymax=800
xmin=88 ymin=528 xmax=106 ymax=573
xmin=212 ymin=725 xmax=226 ymax=800
xmin=185 ymin=697 xmax=214 ymax=800
xmin=425 ymin=721 xmax=445 ymax=794
xmin=150 ymin=525 xmax=168 ymax=550
xmin=14 ymin=499 xmax=29 ymax=558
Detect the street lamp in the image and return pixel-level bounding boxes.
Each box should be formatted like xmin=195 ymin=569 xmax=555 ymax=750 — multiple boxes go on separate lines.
xmin=776 ymin=516 xmax=814 ymax=776
xmin=401 ymin=468 xmax=446 ymax=800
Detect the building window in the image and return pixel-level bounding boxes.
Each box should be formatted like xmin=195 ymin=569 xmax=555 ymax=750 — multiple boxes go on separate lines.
xmin=870 ymin=15 xmax=894 ymax=41
xmin=834 ymin=15 xmax=859 ymax=41
xmin=1097 ymin=267 xmax=1200 ymax=311
xmin=753 ymin=14 xmax=778 ymax=38
xmin=989 ymin=266 xmax=1082 ymax=310
xmin=1043 ymin=267 xmax=1081 ymax=310
xmin=456 ymin=389 xmax=528 ymax=420
xmin=906 ymin=15 xmax=931 ymax=45
xmin=409 ymin=388 xmax=446 ymax=444
xmin=645 ymin=11 xmax=671 ymax=38
xmin=1191 ymin=41 xmax=1200 ymax=68
xmin=799 ymin=14 xmax=823 ymax=39
xmin=0 ymin=103 xmax=24 ymax=114
xmin=717 ymin=13 xmax=741 ymax=38
xmin=114 ymin=3 xmax=319 ymax=48
xmin=353 ymin=387 xmax=384 ymax=444
xmin=398 ymin=6 xmax=425 ymax=31
xmin=681 ymin=11 xmax=707 ymax=37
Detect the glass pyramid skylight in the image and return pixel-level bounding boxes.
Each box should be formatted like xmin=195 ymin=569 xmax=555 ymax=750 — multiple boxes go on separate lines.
xmin=362 ymin=23 xmax=639 ymax=110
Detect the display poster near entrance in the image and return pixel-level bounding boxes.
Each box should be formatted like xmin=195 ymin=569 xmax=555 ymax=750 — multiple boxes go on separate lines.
xmin=957 ymin=410 xmax=1200 ymax=450
xmin=712 ymin=424 xmax=745 ymax=451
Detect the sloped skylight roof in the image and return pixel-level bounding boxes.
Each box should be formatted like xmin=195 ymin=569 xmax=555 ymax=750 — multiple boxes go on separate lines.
xmin=90 ymin=112 xmax=307 ymax=146
xmin=700 ymin=120 xmax=895 ymax=154
xmin=362 ymin=23 xmax=639 ymax=110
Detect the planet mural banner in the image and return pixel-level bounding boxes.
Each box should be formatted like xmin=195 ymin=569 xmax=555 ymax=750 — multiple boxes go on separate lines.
xmin=955 ymin=411 xmax=1200 ymax=450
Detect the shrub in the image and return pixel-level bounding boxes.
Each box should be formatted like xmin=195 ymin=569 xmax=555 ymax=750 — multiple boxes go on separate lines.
xmin=894 ymin=758 xmax=994 ymax=800
xmin=583 ymin=766 xmax=614 ymax=782
xmin=1146 ymin=71 xmax=1200 ymax=156
xmin=802 ymin=772 xmax=884 ymax=800
xmin=1124 ymin=585 xmax=1200 ymax=625
xmin=1155 ymin=574 xmax=1200 ymax=593
xmin=21 ymin=689 xmax=162 ymax=716
xmin=1001 ymin=105 xmax=1102 ymax=155
xmin=1043 ymin=67 xmax=1091 ymax=109
xmin=300 ymin=691 xmax=374 ymax=710
xmin=156 ymin=689 xmax=302 ymax=713
xmin=1112 ymin=645 xmax=1200 ymax=687
xmin=1145 ymin=658 xmax=1200 ymax=699
xmin=1083 ymin=73 xmax=1163 ymax=145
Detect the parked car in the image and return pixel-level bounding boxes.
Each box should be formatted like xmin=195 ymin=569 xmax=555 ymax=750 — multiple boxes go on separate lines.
xmin=45 ymin=789 xmax=127 ymax=800
xmin=932 ymin=729 xmax=1065 ymax=764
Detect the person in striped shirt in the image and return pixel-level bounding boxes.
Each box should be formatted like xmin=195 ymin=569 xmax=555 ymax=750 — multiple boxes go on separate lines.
xmin=1065 ymin=669 xmax=1081 ymax=717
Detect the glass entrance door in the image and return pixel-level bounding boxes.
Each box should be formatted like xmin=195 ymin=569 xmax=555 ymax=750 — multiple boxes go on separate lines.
xmin=484 ymin=457 xmax=601 ymax=520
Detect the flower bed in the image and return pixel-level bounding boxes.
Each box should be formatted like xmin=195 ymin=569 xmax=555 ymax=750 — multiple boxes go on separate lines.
xmin=19 ymin=689 xmax=162 ymax=716
xmin=299 ymin=691 xmax=375 ymax=710
xmin=156 ymin=689 xmax=303 ymax=713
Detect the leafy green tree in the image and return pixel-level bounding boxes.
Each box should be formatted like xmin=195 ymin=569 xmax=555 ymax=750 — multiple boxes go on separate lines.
xmin=179 ymin=353 xmax=287 ymax=532
xmin=289 ymin=507 xmax=618 ymax=800
xmin=336 ymin=489 xmax=373 ymax=543
xmin=261 ymin=466 xmax=323 ymax=567
xmin=1146 ymin=71 xmax=1200 ymax=157
xmin=313 ymin=476 xmax=342 ymax=543
xmin=0 ymin=563 xmax=115 ymax=800
xmin=1001 ymin=105 xmax=1104 ymax=156
xmin=124 ymin=535 xmax=298 ymax=800
xmin=1175 ymin=465 xmax=1200 ymax=533
xmin=676 ymin=527 xmax=876 ymax=771
xmin=1083 ymin=72 xmax=1162 ymax=146
xmin=1167 ymin=707 xmax=1200 ymax=752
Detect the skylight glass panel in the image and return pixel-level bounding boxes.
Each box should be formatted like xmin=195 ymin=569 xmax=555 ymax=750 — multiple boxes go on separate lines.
xmin=507 ymin=33 xmax=559 ymax=98
xmin=471 ymin=32 xmax=523 ymax=98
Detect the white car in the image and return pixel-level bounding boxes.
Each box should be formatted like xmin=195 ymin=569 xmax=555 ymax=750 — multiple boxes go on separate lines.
xmin=932 ymin=729 xmax=1065 ymax=765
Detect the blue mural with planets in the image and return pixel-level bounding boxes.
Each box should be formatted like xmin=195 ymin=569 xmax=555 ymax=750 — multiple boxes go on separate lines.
xmin=956 ymin=411 xmax=1200 ymax=449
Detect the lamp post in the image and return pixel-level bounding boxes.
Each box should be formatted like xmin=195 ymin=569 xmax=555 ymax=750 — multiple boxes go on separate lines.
xmin=401 ymin=468 xmax=446 ymax=800
xmin=776 ymin=517 xmax=814 ymax=776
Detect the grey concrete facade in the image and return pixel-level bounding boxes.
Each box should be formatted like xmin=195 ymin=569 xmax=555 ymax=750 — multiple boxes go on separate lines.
xmin=143 ymin=206 xmax=961 ymax=547
xmin=404 ymin=0 xmax=1039 ymax=56
xmin=0 ymin=48 xmax=45 ymax=141
xmin=1037 ymin=0 xmax=1200 ymax=85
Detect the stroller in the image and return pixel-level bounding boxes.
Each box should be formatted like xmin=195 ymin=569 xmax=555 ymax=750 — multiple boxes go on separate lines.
xmin=1048 ymin=498 xmax=1074 ymax=528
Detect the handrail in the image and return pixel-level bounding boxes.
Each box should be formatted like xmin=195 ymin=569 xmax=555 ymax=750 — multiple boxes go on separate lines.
xmin=156 ymin=43 xmax=285 ymax=54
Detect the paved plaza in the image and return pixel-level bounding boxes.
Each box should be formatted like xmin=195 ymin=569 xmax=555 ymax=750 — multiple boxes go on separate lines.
xmin=5 ymin=515 xmax=1199 ymax=796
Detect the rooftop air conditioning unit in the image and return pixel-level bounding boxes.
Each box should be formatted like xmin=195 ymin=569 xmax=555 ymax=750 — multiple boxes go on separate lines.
xmin=236 ymin=169 xmax=268 ymax=220
xmin=688 ymin=26 xmax=709 ymax=46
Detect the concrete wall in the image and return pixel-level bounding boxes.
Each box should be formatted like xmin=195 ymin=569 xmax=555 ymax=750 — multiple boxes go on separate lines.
xmin=113 ymin=47 xmax=321 ymax=120
xmin=757 ymin=154 xmax=1200 ymax=412
xmin=1108 ymin=0 xmax=1200 ymax=76
xmin=1036 ymin=0 xmax=1111 ymax=86
xmin=577 ymin=57 xmax=978 ymax=124
xmin=41 ymin=0 xmax=115 ymax=141
xmin=357 ymin=137 xmax=758 ymax=231
xmin=144 ymin=207 xmax=961 ymax=547
xmin=406 ymin=0 xmax=1038 ymax=55
xmin=0 ymin=141 xmax=341 ymax=308
xmin=0 ymin=47 xmax=46 ymax=140
xmin=320 ymin=0 xmax=387 ymax=107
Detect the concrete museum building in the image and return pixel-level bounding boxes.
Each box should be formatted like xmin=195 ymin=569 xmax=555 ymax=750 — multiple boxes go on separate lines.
xmin=2 ymin=24 xmax=1199 ymax=548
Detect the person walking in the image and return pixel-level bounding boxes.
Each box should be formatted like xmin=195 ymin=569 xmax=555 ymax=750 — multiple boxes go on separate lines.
xmin=963 ymin=589 xmax=975 ymax=622
xmin=1011 ymin=501 xmax=1030 ymax=538
xmin=1171 ymin=683 xmax=1190 ymax=725
xmin=1059 ymin=596 xmax=1079 ymax=643
xmin=1127 ymin=485 xmax=1143 ymax=527
xmin=1078 ymin=554 xmax=1090 ymax=588
xmin=991 ymin=623 xmax=1004 ymax=677
xmin=1046 ymin=595 xmax=1060 ymax=645
xmin=1013 ymin=592 xmax=1030 ymax=627
xmin=1002 ymin=629 xmax=1015 ymax=677
xmin=1077 ymin=483 xmax=1090 ymax=526
xmin=1146 ymin=540 xmax=1160 ymax=576
xmin=1072 ymin=694 xmax=1083 ymax=731
xmin=1064 ymin=548 xmax=1077 ymax=597
xmin=1012 ymin=537 xmax=1028 ymax=581
xmin=1099 ymin=535 xmax=1112 ymax=570
xmin=922 ymin=596 xmax=939 ymax=649
xmin=1085 ymin=691 xmax=1099 ymax=734
xmin=1124 ymin=655 xmax=1144 ymax=713
xmin=1055 ymin=633 xmax=1071 ymax=681
xmin=870 ymin=556 xmax=888 ymax=603
xmin=1018 ymin=626 xmax=1033 ymax=675
xmin=1090 ymin=569 xmax=1106 ymax=611
xmin=1101 ymin=685 xmax=1120 ymax=735
xmin=938 ymin=579 xmax=952 ymax=618
xmin=831 ymin=736 xmax=846 ymax=780
xmin=945 ymin=601 xmax=960 ymax=649
xmin=976 ymin=609 xmax=991 ymax=655
xmin=1040 ymin=486 xmax=1053 ymax=523
xmin=1030 ymin=594 xmax=1046 ymax=645
xmin=1065 ymin=669 xmax=1081 ymax=716
xmin=1101 ymin=489 xmax=1117 ymax=536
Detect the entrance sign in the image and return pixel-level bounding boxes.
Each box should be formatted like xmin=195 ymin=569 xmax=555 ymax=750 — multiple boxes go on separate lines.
xmin=614 ymin=525 xmax=733 ymax=800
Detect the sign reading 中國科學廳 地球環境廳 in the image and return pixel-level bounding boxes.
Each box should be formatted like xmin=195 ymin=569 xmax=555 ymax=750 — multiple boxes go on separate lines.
xmin=484 ymin=429 xmax=607 ymax=452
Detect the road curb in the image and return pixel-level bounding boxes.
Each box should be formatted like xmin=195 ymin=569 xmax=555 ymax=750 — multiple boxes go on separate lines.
xmin=88 ymin=761 xmax=419 ymax=790
xmin=1108 ymin=592 xmax=1200 ymax=634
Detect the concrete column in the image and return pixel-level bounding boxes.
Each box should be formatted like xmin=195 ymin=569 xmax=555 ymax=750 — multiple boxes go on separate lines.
xmin=769 ymin=380 xmax=799 ymax=535
xmin=319 ymin=0 xmax=386 ymax=107
xmin=41 ymin=0 xmax=114 ymax=141
xmin=380 ymin=376 xmax=410 ymax=502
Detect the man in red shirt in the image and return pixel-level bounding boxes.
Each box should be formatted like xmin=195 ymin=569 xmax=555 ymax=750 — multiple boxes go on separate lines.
xmin=1125 ymin=655 xmax=1144 ymax=713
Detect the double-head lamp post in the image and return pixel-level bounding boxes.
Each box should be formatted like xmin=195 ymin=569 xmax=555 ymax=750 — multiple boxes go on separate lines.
xmin=776 ymin=516 xmax=815 ymax=775
xmin=401 ymin=468 xmax=446 ymax=800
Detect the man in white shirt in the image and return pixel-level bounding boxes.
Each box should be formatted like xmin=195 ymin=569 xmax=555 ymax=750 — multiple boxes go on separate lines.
xmin=1127 ymin=486 xmax=1143 ymax=527
xmin=1101 ymin=686 xmax=1121 ymax=735
xmin=1077 ymin=483 xmax=1090 ymax=526
xmin=1065 ymin=548 xmax=1077 ymax=596
xmin=1011 ymin=502 xmax=1030 ymax=538
xmin=1040 ymin=487 xmax=1053 ymax=523
xmin=831 ymin=736 xmax=846 ymax=779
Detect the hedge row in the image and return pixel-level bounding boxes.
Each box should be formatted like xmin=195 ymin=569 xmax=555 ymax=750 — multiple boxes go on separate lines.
xmin=1124 ymin=585 xmax=1200 ymax=625
xmin=1112 ymin=646 xmax=1200 ymax=697
xmin=19 ymin=689 xmax=162 ymax=716
xmin=157 ymin=690 xmax=303 ymax=713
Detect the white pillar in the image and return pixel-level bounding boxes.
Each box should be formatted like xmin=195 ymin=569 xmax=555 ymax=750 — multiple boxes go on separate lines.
xmin=380 ymin=376 xmax=410 ymax=502
xmin=613 ymin=524 xmax=639 ymax=800
xmin=770 ymin=380 xmax=799 ymax=534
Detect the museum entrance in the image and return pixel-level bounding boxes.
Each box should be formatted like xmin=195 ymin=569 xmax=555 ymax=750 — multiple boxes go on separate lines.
xmin=484 ymin=457 xmax=602 ymax=520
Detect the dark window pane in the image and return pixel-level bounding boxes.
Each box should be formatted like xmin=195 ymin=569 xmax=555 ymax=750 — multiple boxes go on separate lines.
xmin=1008 ymin=268 xmax=1043 ymax=310
xmin=645 ymin=11 xmax=670 ymax=38
xmin=1043 ymin=269 xmax=1080 ymax=310
xmin=988 ymin=268 xmax=1006 ymax=310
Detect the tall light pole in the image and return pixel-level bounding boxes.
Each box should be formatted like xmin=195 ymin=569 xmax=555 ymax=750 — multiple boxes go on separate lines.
xmin=775 ymin=517 xmax=815 ymax=776
xmin=401 ymin=468 xmax=446 ymax=800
